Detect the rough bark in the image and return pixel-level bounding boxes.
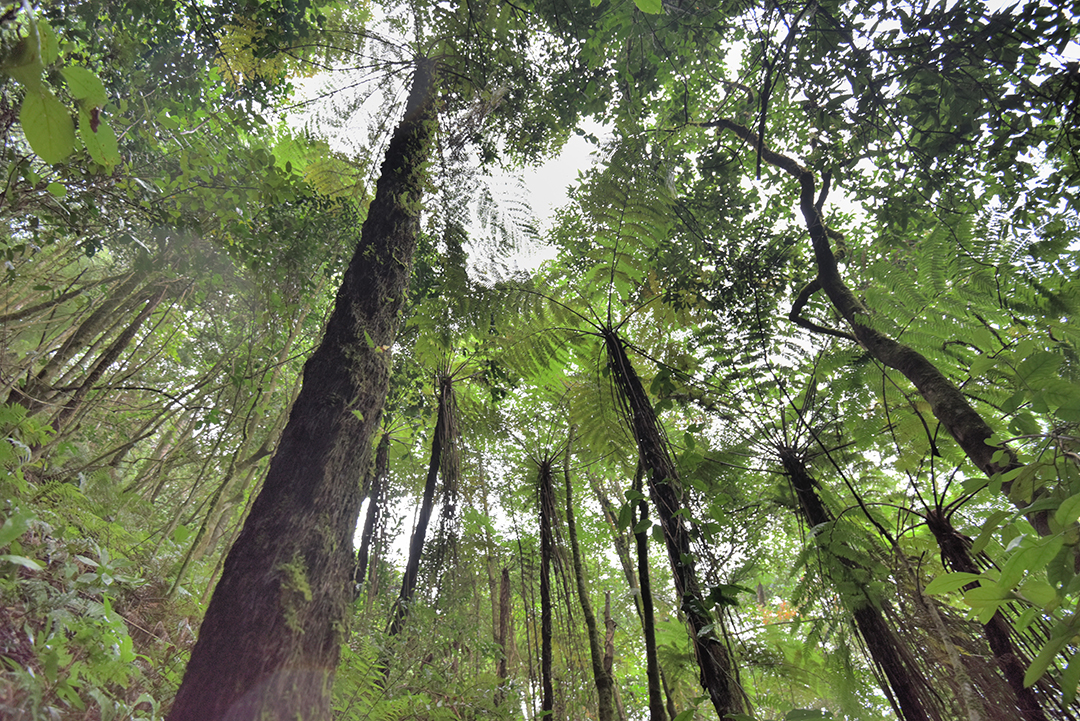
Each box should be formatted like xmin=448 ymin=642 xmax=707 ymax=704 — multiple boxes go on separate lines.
xmin=165 ymin=58 xmax=438 ymax=721
xmin=710 ymin=117 xmax=1047 ymax=534
xmin=926 ymin=509 xmax=1053 ymax=721
xmin=635 ymin=486 xmax=667 ymax=721
xmin=389 ymin=375 xmax=453 ymax=636
xmin=779 ymin=448 xmax=940 ymax=721
xmin=538 ymin=459 xmax=556 ymax=718
xmin=603 ymin=328 xmax=747 ymax=719
xmin=564 ymin=427 xmax=614 ymax=721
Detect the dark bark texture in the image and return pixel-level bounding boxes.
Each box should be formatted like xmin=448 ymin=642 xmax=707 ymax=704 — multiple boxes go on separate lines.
xmin=564 ymin=428 xmax=614 ymax=721
xmin=538 ymin=459 xmax=556 ymax=717
xmin=354 ymin=432 xmax=390 ymax=592
xmin=166 ymin=58 xmax=438 ymax=721
xmin=603 ymin=329 xmax=747 ymax=720
xmin=926 ymin=509 xmax=1056 ymax=721
xmin=389 ymin=375 xmax=453 ymax=636
xmin=780 ymin=448 xmax=942 ymax=721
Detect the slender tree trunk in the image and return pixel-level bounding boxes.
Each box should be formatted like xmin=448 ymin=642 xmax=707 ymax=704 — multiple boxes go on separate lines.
xmin=496 ymin=567 xmax=511 ymax=707
xmin=0 ymin=271 xmax=126 ymax=324
xmin=14 ymin=266 xmax=152 ymax=413
xmin=564 ymin=427 xmax=614 ymax=721
xmin=538 ymin=459 xmax=556 ymax=718
xmin=165 ymin=58 xmax=439 ymax=721
xmin=635 ymin=478 xmax=667 ymax=721
xmin=354 ymin=432 xmax=389 ymax=592
xmin=603 ymin=328 xmax=747 ymax=719
xmin=45 ymin=284 xmax=168 ymax=439
xmin=388 ymin=375 xmax=453 ymax=636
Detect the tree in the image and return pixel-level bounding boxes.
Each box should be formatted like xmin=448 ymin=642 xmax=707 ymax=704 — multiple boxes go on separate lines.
xmin=166 ymin=57 xmax=440 ymax=721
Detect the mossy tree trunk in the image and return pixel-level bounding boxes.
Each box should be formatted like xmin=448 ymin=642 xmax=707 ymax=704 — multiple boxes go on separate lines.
xmin=165 ymin=58 xmax=439 ymax=721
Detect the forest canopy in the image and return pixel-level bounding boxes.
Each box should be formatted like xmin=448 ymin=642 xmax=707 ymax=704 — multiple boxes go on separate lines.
xmin=1 ymin=0 xmax=1079 ymax=719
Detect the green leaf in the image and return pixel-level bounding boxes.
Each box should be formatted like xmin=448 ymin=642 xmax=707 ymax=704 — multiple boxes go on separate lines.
xmin=79 ymin=109 xmax=121 ymax=167
xmin=924 ymin=572 xmax=981 ymax=595
xmin=62 ymin=66 xmax=108 ymax=106
xmin=46 ymin=182 xmax=66 ymax=197
xmin=38 ymin=19 xmax=60 ymax=66
xmin=785 ymin=711 xmax=834 ymax=720
xmin=1057 ymin=492 xmax=1080 ymax=526
xmin=633 ymin=0 xmax=663 ymax=13
xmin=20 ymin=87 xmax=76 ymax=164
xmin=0 ymin=554 xmax=43 ymax=571
xmin=1025 ymin=632 xmax=1071 ymax=687
xmin=0 ymin=511 xmax=33 ymax=547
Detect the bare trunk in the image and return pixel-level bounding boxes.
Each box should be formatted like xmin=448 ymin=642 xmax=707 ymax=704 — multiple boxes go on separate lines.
xmin=354 ymin=432 xmax=389 ymax=592
xmin=538 ymin=459 xmax=556 ymax=718
xmin=564 ymin=427 xmax=614 ymax=721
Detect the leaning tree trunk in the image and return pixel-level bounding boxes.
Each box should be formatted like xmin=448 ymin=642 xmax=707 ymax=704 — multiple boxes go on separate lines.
xmin=388 ymin=374 xmax=455 ymax=636
xmin=602 ymin=328 xmax=747 ymax=720
xmin=563 ymin=427 xmax=614 ymax=721
xmin=709 ymin=117 xmax=1052 ymax=532
xmin=165 ymin=58 xmax=438 ymax=721
xmin=779 ymin=448 xmax=946 ymax=721
xmin=925 ymin=509 xmax=1055 ymax=721
xmin=538 ymin=458 xmax=557 ymax=718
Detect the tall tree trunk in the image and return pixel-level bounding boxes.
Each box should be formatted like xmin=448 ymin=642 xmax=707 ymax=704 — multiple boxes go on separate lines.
xmin=926 ymin=509 xmax=1054 ymax=721
xmin=165 ymin=58 xmax=439 ymax=721
xmin=779 ymin=448 xmax=942 ymax=721
xmin=389 ymin=374 xmax=454 ymax=636
xmin=602 ymin=328 xmax=747 ymax=719
xmin=13 ymin=265 xmax=152 ymax=414
xmin=538 ymin=458 xmax=556 ymax=718
xmin=354 ymin=432 xmax=390 ymax=592
xmin=635 ymin=476 xmax=667 ymax=721
xmin=564 ymin=427 xmax=614 ymax=721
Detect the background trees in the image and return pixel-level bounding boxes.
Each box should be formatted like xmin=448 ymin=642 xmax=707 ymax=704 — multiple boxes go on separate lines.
xmin=2 ymin=0 xmax=1079 ymax=719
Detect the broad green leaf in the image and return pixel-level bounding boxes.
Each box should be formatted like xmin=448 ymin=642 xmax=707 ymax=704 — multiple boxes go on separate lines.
xmin=972 ymin=509 xmax=1010 ymax=554
xmin=0 ymin=554 xmax=43 ymax=571
xmin=0 ymin=511 xmax=33 ymax=547
xmin=1062 ymin=649 xmax=1080 ymax=705
xmin=1025 ymin=632 xmax=1071 ymax=687
xmin=924 ymin=572 xmax=981 ymax=595
xmin=20 ymin=87 xmax=75 ymax=164
xmin=62 ymin=66 xmax=108 ymax=106
xmin=79 ymin=109 xmax=121 ymax=167
xmin=1019 ymin=579 xmax=1057 ymax=608
xmin=46 ymin=182 xmax=66 ymax=197
xmin=785 ymin=711 xmax=833 ymax=720
xmin=38 ymin=18 xmax=60 ymax=65
xmin=2 ymin=38 xmax=44 ymax=89
xmin=1057 ymin=492 xmax=1080 ymax=526
xmin=633 ymin=0 xmax=663 ymax=13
